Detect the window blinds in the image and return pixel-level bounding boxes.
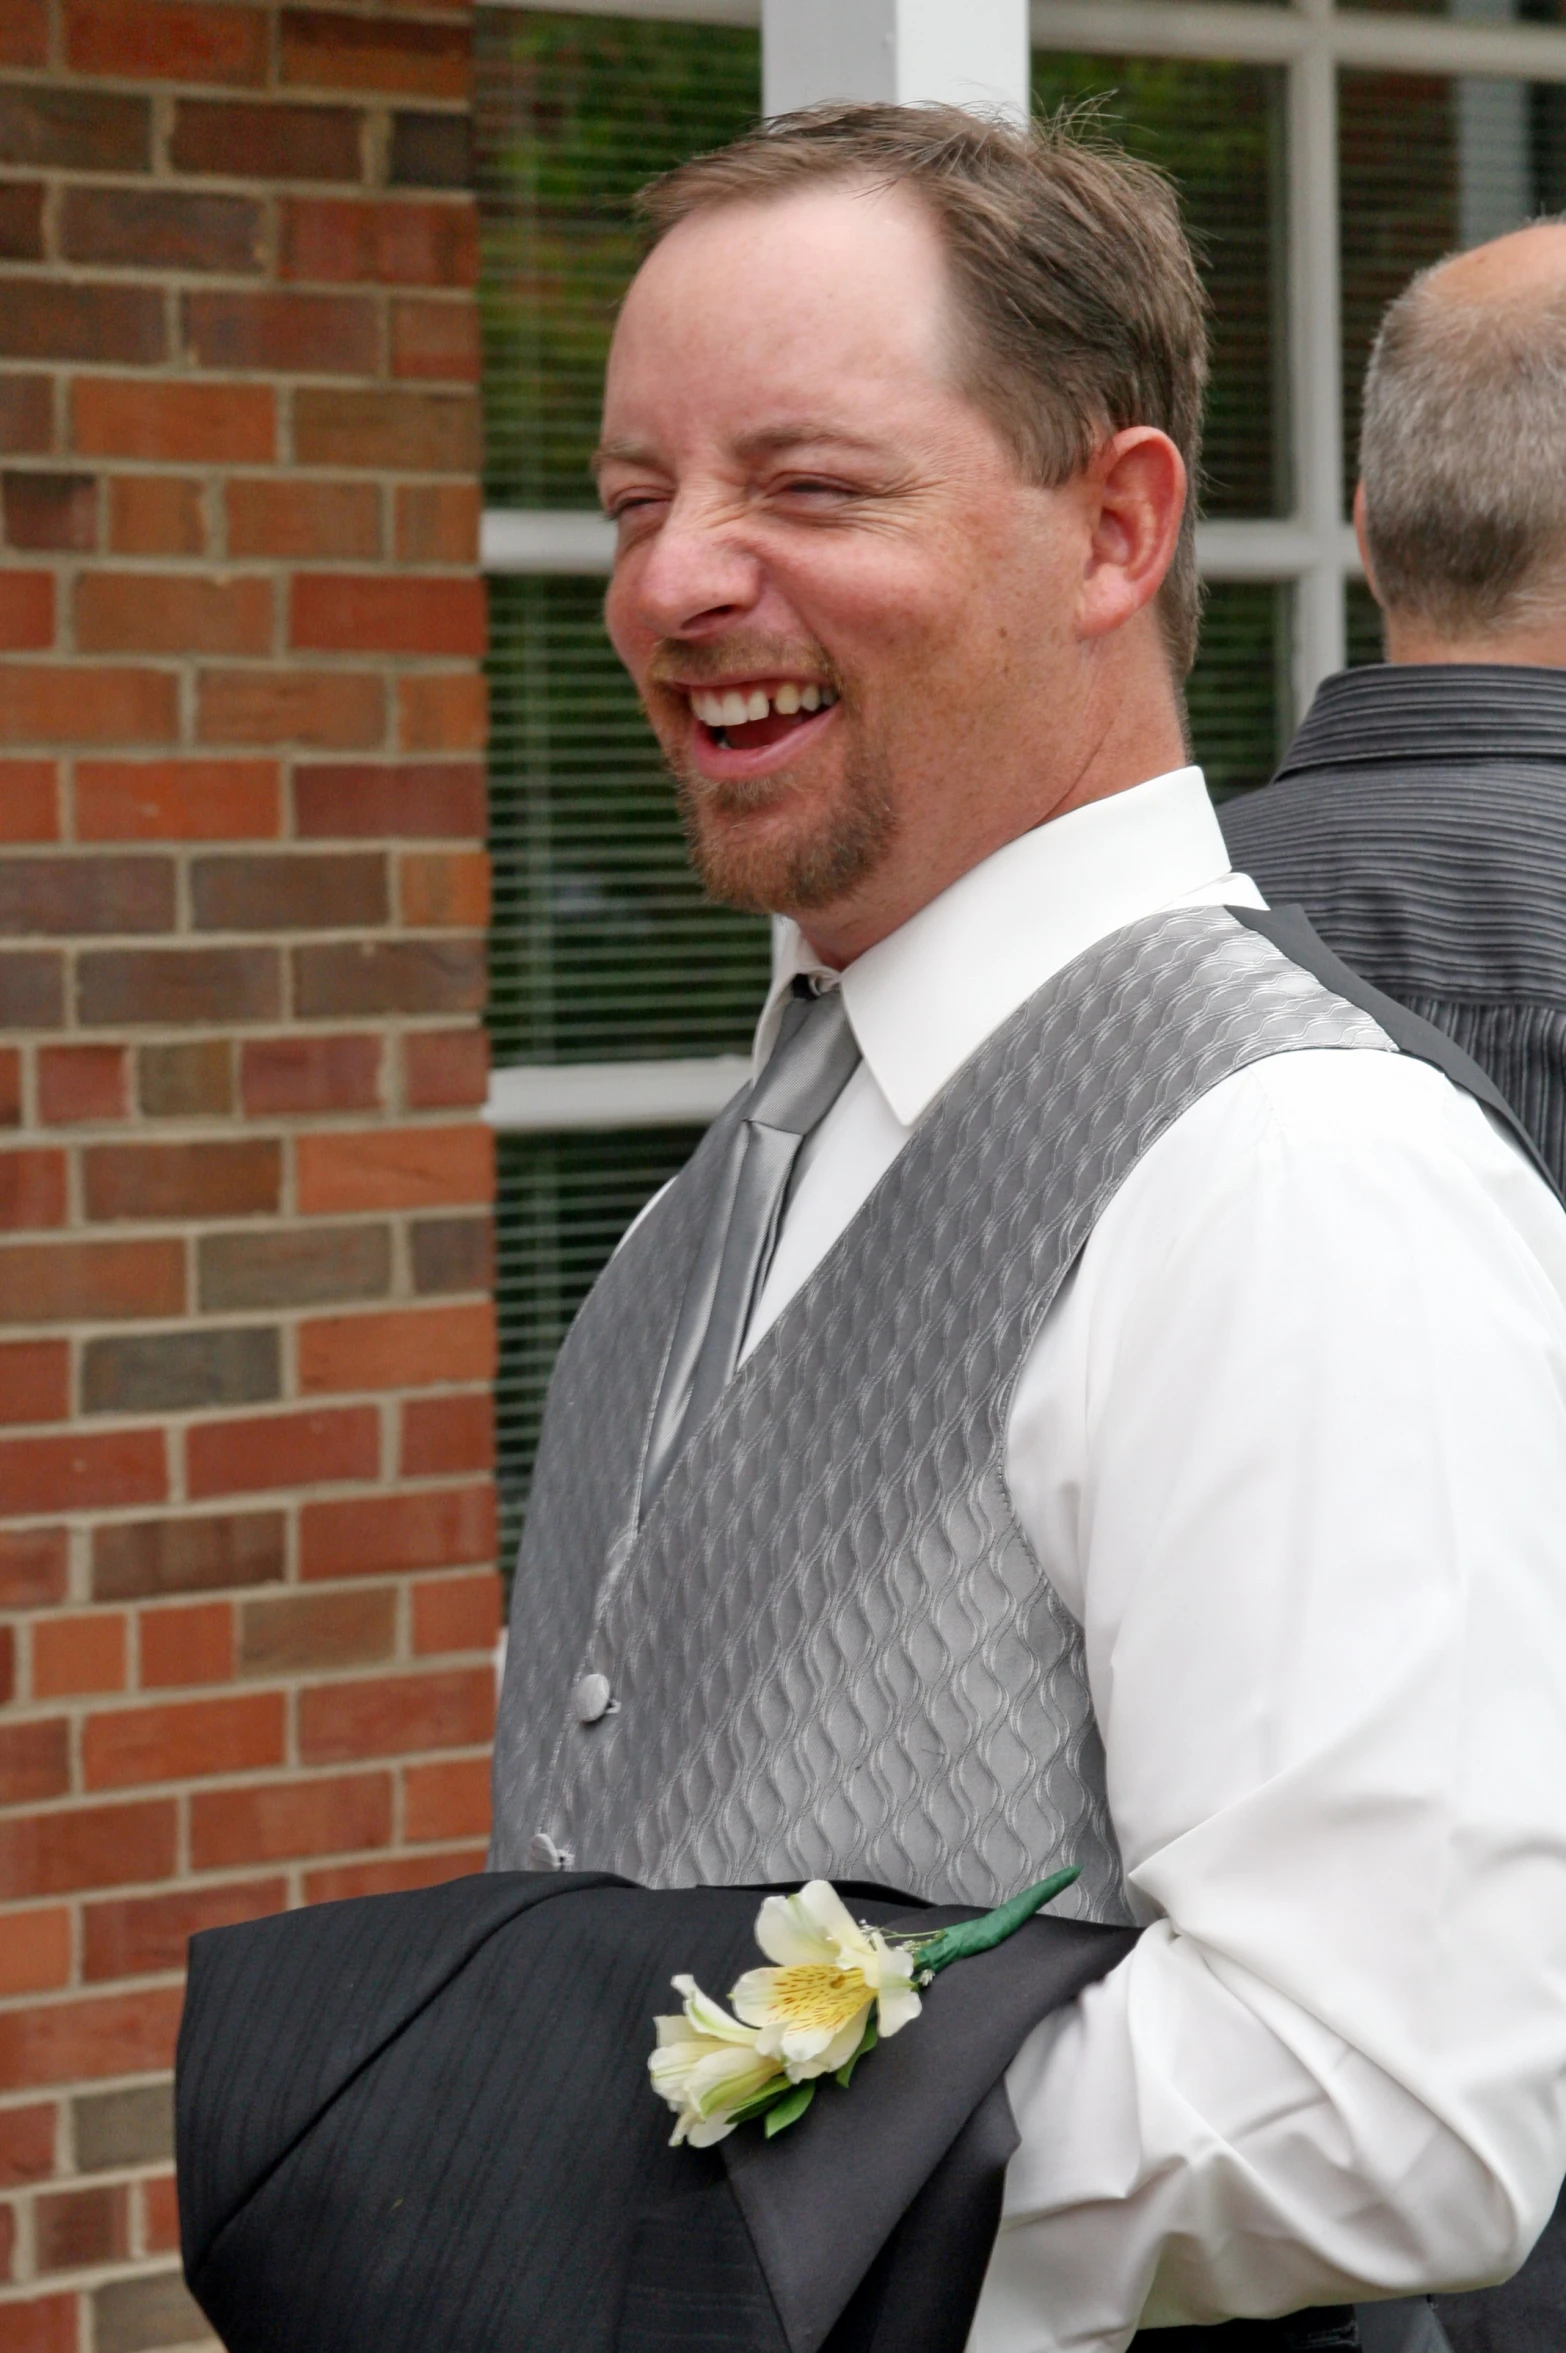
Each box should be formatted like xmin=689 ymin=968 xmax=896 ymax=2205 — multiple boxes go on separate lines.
xmin=478 ymin=10 xmax=764 ymax=1556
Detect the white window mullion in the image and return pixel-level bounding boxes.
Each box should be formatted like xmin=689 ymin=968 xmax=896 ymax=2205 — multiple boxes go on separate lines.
xmin=482 ymin=512 xmax=614 ymax=574
xmin=1288 ymin=0 xmax=1346 ymax=718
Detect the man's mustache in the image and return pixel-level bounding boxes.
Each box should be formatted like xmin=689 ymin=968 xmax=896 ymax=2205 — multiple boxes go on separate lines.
xmin=645 ymin=639 xmax=843 ymax=691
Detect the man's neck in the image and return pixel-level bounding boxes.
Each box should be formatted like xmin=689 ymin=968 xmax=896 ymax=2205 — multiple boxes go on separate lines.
xmin=1384 ymin=616 xmax=1566 ymax=668
xmin=796 ymin=712 xmax=1189 ymax=971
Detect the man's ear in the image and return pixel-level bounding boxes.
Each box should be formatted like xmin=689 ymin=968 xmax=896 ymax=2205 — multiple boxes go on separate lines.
xmin=1078 ymin=427 xmax=1187 ymax=644
xmin=1353 ymin=481 xmax=1386 ymax=610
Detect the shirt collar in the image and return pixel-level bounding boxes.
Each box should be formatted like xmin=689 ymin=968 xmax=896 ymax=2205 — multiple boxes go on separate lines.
xmin=758 ymin=767 xmax=1245 ymax=1126
xmin=1279 ymin=660 xmax=1566 ymax=778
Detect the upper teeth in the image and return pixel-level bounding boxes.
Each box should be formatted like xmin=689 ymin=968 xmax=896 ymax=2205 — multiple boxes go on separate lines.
xmin=692 ymin=682 xmax=836 ymax=727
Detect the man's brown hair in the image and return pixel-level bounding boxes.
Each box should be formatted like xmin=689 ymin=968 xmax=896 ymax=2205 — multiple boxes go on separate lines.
xmin=637 ymin=102 xmax=1210 ymax=676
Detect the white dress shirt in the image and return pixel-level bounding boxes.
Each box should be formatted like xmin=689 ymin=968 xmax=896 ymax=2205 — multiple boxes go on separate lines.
xmin=736 ymin=768 xmax=1566 ymax=2350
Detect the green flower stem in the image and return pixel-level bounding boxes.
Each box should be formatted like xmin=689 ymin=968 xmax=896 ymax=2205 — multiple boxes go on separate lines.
xmin=903 ymin=1866 xmax=1081 ymax=1980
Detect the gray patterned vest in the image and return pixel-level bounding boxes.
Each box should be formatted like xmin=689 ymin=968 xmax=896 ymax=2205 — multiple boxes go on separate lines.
xmin=489 ymin=908 xmax=1390 ymax=1918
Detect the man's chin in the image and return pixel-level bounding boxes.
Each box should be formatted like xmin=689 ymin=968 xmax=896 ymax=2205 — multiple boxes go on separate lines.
xmin=683 ymin=804 xmax=896 ymax=919
xmin=669 ymin=746 xmax=898 ymax=920
xmin=683 ymin=814 xmax=818 ymax=916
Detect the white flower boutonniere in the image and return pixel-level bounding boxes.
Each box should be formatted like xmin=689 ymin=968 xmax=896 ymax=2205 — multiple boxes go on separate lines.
xmin=649 ymin=1865 xmax=1079 ymax=2146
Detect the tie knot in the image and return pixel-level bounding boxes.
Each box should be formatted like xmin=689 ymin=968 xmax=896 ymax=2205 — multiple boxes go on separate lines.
xmin=750 ymin=984 xmax=860 ymax=1140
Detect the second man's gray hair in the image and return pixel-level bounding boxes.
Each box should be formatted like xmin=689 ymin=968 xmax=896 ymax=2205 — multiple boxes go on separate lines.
xmin=1360 ymin=225 xmax=1566 ymax=637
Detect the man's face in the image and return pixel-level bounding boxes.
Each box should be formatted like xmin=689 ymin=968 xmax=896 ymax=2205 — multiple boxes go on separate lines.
xmin=596 ymin=182 xmax=1083 ymax=942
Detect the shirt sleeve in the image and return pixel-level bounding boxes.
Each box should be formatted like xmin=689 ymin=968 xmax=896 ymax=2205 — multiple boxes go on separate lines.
xmin=980 ymin=1047 xmax=1566 ymax=2353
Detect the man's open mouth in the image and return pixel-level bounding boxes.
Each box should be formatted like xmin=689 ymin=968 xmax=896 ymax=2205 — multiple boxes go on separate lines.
xmin=688 ymin=680 xmax=839 ymax=751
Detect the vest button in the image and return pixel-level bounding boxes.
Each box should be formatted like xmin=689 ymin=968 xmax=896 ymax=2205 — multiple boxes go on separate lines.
xmin=572 ymin=1672 xmax=613 ymax=1725
xmin=528 ymin=1831 xmax=572 ymax=1871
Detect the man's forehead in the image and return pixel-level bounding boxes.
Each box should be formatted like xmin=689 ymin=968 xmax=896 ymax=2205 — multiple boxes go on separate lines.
xmin=616 ymin=184 xmax=949 ymax=359
xmin=602 ymin=185 xmax=956 ymax=455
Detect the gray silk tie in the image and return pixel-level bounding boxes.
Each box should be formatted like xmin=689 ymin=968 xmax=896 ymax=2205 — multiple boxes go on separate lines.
xmin=640 ymin=981 xmax=861 ymax=1513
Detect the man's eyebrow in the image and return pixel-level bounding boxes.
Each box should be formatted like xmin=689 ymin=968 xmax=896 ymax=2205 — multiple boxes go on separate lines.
xmin=731 ymin=422 xmax=889 ymax=462
xmin=591 ymin=436 xmax=657 ymax=477
xmin=590 ymin=423 xmax=891 ymax=477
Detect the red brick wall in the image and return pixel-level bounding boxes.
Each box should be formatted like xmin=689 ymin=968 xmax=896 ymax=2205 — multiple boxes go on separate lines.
xmin=0 ymin=6 xmax=494 ymax=2346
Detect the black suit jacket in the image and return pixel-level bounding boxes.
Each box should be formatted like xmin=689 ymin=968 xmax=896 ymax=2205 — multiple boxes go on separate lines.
xmin=176 ymin=1871 xmax=1137 ymax=2353
xmin=1221 ymin=662 xmax=1566 ymax=1194
xmin=174 ymin=1871 xmax=1453 ymax=2353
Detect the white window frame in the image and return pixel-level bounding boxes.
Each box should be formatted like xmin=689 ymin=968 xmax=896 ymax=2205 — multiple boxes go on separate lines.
xmin=481 ymin=0 xmax=1566 ymax=1131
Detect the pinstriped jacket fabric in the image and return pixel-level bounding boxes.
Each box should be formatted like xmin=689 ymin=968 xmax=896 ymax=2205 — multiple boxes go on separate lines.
xmin=1220 ymin=663 xmax=1566 ymax=1194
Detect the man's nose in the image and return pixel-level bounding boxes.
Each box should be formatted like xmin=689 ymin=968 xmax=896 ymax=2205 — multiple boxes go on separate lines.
xmin=623 ymin=498 xmax=764 ymax=638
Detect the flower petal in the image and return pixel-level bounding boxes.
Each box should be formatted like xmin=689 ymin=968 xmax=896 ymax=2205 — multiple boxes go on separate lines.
xmin=688 ymin=2044 xmax=781 ymax=2113
xmin=683 ymin=2112 xmax=740 ymax=2148
xmin=677 ymin=1976 xmax=759 ymax=2046
xmin=753 ymin=1891 xmax=837 ymax=1969
xmin=654 ymin=2012 xmax=703 ymax=2049
xmin=875 ymin=1982 xmax=923 ymax=2038
xmin=728 ymin=1965 xmax=788 ymax=2027
xmin=774 ymin=2013 xmax=864 ymax=2073
xmin=795 ymin=1880 xmax=871 ymax=1958
xmin=816 ymin=2007 xmax=874 ymax=2075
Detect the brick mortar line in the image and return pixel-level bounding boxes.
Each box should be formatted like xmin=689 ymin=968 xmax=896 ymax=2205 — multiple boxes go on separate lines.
xmin=0 ymin=558 xmax=484 ymax=575
xmin=0 ymin=1512 xmax=495 ymax=1550
xmin=0 ymin=1430 xmax=489 ymax=1468
xmin=0 ymin=1101 xmax=489 ymax=1132
xmin=0 ymin=647 xmax=483 ymax=664
xmin=3 ymin=1578 xmax=499 ymax=1626
xmin=1 ymin=1039 xmax=483 ymax=1066
xmin=0 ymin=1817 xmax=494 ymax=1866
xmin=1 ymin=1667 xmax=501 ymax=1729
xmin=0 ymin=460 xmax=487 ymax=493
xmin=0 ymin=214 xmax=476 ymax=248
xmin=0 ymin=846 xmax=478 ymax=860
xmin=2 ymin=2251 xmax=189 ymax=2304
xmin=1 ymin=1557 xmax=500 ymax=1606
xmin=0 ymin=269 xmax=475 ymax=318
xmin=0 ymin=1769 xmax=496 ymax=1827
xmin=2 ymin=1679 xmax=501 ymax=1744
xmin=0 ymin=354 xmax=480 ymax=386
xmin=0 ymin=2259 xmax=195 ymax=2299
xmin=0 ymin=1844 xmax=491 ymax=1934
xmin=1 ymin=86 xmax=475 ymax=122
xmin=33 ymin=1387 xmax=497 ymax=1432
xmin=0 ymin=1374 xmax=489 ymax=1402
xmin=1 ymin=2241 xmax=193 ymax=2285
xmin=0 ymin=1118 xmax=491 ymax=1146
xmin=0 ymin=1814 xmax=493 ymax=1866
xmin=0 ymin=2071 xmax=169 ymax=2109
xmin=0 ymin=926 xmax=484 ymax=948
xmin=2 ymin=1314 xmax=495 ymax=1347
xmin=0 ymin=168 xmax=474 ymax=199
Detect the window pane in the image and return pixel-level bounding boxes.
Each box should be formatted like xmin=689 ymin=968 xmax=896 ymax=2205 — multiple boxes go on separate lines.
xmin=476 ymin=8 xmax=761 ymax=508
xmin=1031 ymin=52 xmax=1289 ymax=517
xmin=1189 ymin=582 xmax=1292 ymax=800
xmin=487 ymin=575 xmax=771 ymax=1068
xmin=1341 ymin=68 xmax=1566 ymax=507
xmin=496 ymin=1126 xmax=704 ymax=1560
